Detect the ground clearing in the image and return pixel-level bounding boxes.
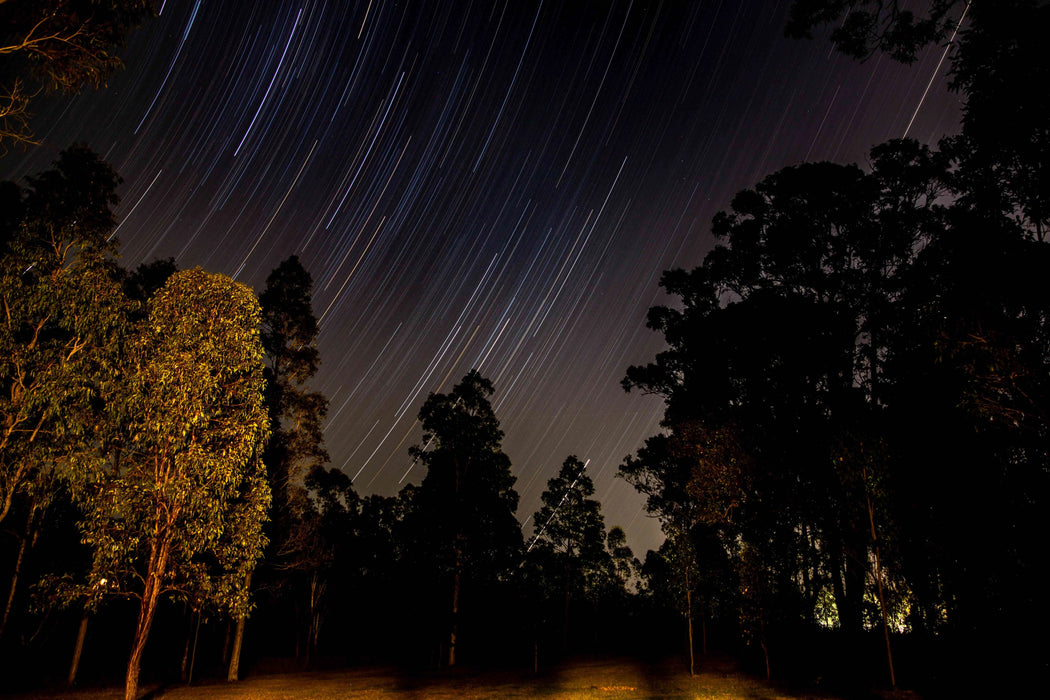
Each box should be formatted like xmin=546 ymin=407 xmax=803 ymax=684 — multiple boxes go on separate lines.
xmin=12 ymin=655 xmax=884 ymax=699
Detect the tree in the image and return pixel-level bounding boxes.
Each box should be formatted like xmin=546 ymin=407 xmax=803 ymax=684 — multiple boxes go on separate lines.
xmin=528 ymin=455 xmax=607 ymax=651
xmin=257 ymin=255 xmax=328 ymax=531
xmin=785 ymin=0 xmax=963 ymax=63
xmin=0 ymin=144 xmax=126 ymax=529
xmin=619 ymin=434 xmax=703 ymax=674
xmin=0 ymin=0 xmax=155 ymax=151
xmin=275 ymin=464 xmax=358 ymax=664
xmin=622 ymin=141 xmax=955 ymax=681
xmin=787 ymin=0 xmax=1049 ymax=241
xmin=70 ymin=268 xmax=270 ymax=700
xmin=233 ymin=256 xmax=329 ymax=677
xmin=405 ymin=370 xmax=521 ymax=666
xmin=0 ymin=147 xmax=127 ymax=654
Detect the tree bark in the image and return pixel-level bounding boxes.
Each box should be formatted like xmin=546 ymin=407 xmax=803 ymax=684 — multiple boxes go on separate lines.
xmin=227 ymin=615 xmax=246 ymax=681
xmin=227 ymin=571 xmax=252 ymax=681
xmin=187 ymin=611 xmax=201 ymax=685
xmin=125 ymin=540 xmax=170 ymax=700
xmin=561 ymin=556 xmax=571 ymax=653
xmin=448 ymin=541 xmax=462 ymax=667
xmin=0 ymin=506 xmax=35 ymax=640
xmin=867 ymin=486 xmax=896 ymax=689
xmin=684 ymin=568 xmax=694 ymax=676
xmin=67 ymin=609 xmax=89 ymax=686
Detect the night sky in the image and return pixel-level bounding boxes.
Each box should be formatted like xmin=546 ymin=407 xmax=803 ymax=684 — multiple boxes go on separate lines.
xmin=0 ymin=0 xmax=961 ymax=556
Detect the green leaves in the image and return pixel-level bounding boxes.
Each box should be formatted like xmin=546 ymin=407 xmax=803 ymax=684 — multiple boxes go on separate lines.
xmin=73 ymin=268 xmax=271 ymax=617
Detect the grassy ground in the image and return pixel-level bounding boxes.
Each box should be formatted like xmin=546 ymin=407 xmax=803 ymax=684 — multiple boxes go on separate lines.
xmin=8 ymin=655 xmax=868 ymax=700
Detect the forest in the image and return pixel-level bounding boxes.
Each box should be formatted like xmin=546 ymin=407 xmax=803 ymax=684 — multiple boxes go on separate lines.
xmin=1 ymin=1 xmax=1047 ymax=699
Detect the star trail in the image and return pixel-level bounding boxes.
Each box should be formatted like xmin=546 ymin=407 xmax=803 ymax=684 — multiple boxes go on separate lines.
xmin=0 ymin=0 xmax=961 ymax=555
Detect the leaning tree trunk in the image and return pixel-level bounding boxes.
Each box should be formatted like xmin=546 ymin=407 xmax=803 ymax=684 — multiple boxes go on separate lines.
xmin=126 ymin=540 xmax=170 ymax=700
xmin=0 ymin=506 xmax=37 ymax=640
xmin=227 ymin=616 xmax=246 ymax=681
xmin=67 ymin=608 xmax=90 ymax=686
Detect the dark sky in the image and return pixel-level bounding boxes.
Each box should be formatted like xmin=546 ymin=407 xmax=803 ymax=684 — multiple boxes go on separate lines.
xmin=0 ymin=0 xmax=961 ymax=556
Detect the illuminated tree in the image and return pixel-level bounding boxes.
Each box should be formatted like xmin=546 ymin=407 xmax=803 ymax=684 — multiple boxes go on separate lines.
xmin=71 ymin=268 xmax=270 ymax=700
xmin=0 ymin=0 xmax=155 ymax=151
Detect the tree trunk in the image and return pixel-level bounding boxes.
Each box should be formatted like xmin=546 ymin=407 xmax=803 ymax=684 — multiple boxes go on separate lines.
xmin=67 ymin=609 xmax=89 ymax=686
xmin=125 ymin=540 xmax=170 ymax=700
xmin=561 ymin=556 xmax=571 ymax=653
xmin=180 ymin=607 xmax=191 ymax=683
xmin=699 ymin=598 xmax=707 ymax=656
xmin=0 ymin=506 xmax=35 ymax=640
xmin=867 ymin=487 xmax=896 ymax=689
xmin=0 ymin=528 xmax=27 ymax=639
xmin=227 ymin=571 xmax=252 ymax=681
xmin=759 ymin=618 xmax=771 ymax=680
xmin=187 ymin=611 xmax=201 ymax=685
xmin=684 ymin=568 xmax=694 ymax=676
xmin=227 ymin=615 xmax=246 ymax=681
xmin=448 ymin=542 xmax=462 ymax=668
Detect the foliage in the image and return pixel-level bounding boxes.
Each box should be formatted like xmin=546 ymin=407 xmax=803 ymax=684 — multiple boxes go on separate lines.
xmin=0 ymin=144 xmax=126 ymax=527
xmin=404 ymin=370 xmax=521 ymax=664
xmin=0 ymin=0 xmax=156 ymax=150
xmin=785 ymin=0 xmax=964 ymax=63
xmin=69 ymin=267 xmax=270 ymax=699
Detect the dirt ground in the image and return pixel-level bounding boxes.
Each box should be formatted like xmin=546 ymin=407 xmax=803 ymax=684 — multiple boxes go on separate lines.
xmin=9 ymin=656 xmax=855 ymax=700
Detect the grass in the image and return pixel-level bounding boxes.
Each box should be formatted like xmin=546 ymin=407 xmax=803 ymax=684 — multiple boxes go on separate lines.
xmin=9 ymin=655 xmax=865 ymax=700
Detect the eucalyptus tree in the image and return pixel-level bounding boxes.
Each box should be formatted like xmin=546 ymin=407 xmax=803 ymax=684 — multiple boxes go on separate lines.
xmin=234 ymin=255 xmax=329 ymax=677
xmin=0 ymin=146 xmax=127 ymax=646
xmin=623 ymin=141 xmax=949 ymax=681
xmin=0 ymin=0 xmax=155 ymax=150
xmin=71 ymin=268 xmax=270 ymax=700
xmin=405 ymin=370 xmax=521 ymax=666
xmin=529 ymin=455 xmax=607 ymax=651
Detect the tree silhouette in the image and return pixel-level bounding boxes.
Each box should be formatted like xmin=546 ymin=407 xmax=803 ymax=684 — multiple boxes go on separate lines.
xmin=529 ymin=455 xmax=607 ymax=652
xmin=405 ymin=370 xmax=520 ymax=666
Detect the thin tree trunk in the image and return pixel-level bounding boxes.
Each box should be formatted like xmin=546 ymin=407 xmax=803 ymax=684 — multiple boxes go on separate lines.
xmin=562 ymin=556 xmax=571 ymax=653
xmin=760 ymin=617 xmax=771 ymax=681
xmin=448 ymin=540 xmax=462 ymax=667
xmin=684 ymin=568 xmax=694 ymax=676
xmin=0 ymin=529 xmax=26 ymax=639
xmin=180 ymin=607 xmax=191 ymax=683
xmin=227 ymin=616 xmax=246 ymax=681
xmin=67 ymin=609 xmax=89 ymax=686
xmin=867 ymin=485 xmax=896 ymax=689
xmin=0 ymin=506 xmax=35 ymax=639
xmin=699 ymin=598 xmax=707 ymax=656
xmin=187 ymin=611 xmax=201 ymax=685
xmin=227 ymin=571 xmax=252 ymax=681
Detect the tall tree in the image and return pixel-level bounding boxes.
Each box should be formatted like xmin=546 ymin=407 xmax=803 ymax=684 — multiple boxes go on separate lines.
xmin=623 ymin=141 xmax=951 ymax=679
xmin=0 ymin=144 xmax=126 ymax=527
xmin=620 ymin=434 xmax=704 ymax=674
xmin=234 ymin=255 xmax=329 ymax=677
xmin=406 ymin=370 xmax=521 ymax=666
xmin=528 ymin=455 xmax=607 ymax=651
xmin=0 ymin=0 xmax=155 ymax=150
xmin=257 ymin=255 xmax=328 ymax=530
xmin=70 ymin=268 xmax=270 ymax=700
